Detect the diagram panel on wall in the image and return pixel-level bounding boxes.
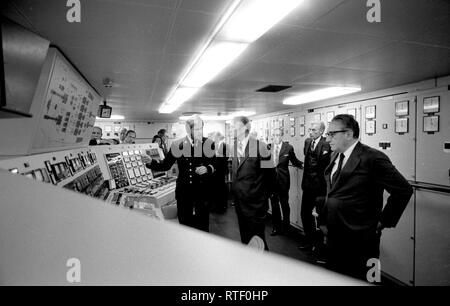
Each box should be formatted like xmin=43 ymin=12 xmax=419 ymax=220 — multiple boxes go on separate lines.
xmin=31 ymin=49 xmax=102 ymax=152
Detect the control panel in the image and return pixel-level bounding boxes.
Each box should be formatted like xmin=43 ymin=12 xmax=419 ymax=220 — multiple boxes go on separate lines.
xmin=120 ymin=150 xmax=152 ymax=185
xmin=0 ymin=143 xmax=177 ymax=222
xmin=105 ymin=153 xmax=130 ymax=189
xmin=93 ymin=144 xmax=176 ymax=217
xmin=0 ymin=148 xmax=98 ymax=187
xmin=106 ymin=176 xmax=177 ymax=206
xmin=63 ymin=165 xmax=108 ymax=199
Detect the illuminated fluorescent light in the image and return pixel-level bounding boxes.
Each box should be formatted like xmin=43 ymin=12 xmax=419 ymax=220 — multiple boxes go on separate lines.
xmin=233 ymin=111 xmax=256 ymax=117
xmin=218 ymin=0 xmax=304 ymax=43
xmin=181 ymin=41 xmax=249 ymax=88
xmin=283 ymin=87 xmax=361 ymax=105
xmin=166 ymin=87 xmax=200 ymax=107
xmin=159 ymin=104 xmax=179 ymax=114
xmin=159 ymin=0 xmax=303 ymax=113
xmin=179 ymin=111 xmax=256 ymax=121
xmin=159 ymin=87 xmax=200 ymax=113
xmin=95 ymin=115 xmax=125 ymax=120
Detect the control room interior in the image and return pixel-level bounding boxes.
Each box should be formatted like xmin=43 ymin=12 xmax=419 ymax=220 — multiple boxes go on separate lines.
xmin=0 ymin=0 xmax=449 ymax=286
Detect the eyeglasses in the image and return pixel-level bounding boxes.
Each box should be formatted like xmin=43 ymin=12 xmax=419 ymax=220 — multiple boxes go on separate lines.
xmin=325 ymin=130 xmax=348 ymax=137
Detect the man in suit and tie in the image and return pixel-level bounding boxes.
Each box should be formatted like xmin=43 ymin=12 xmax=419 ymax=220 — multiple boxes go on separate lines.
xmin=144 ymin=115 xmax=216 ymax=232
xmin=231 ymin=116 xmax=272 ymax=250
xmin=320 ymin=114 xmax=413 ymax=280
xmin=299 ymin=122 xmax=331 ymax=250
xmin=269 ymin=128 xmax=303 ymax=236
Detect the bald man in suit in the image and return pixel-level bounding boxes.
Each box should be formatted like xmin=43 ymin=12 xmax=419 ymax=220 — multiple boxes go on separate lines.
xmin=299 ymin=122 xmax=331 ymax=251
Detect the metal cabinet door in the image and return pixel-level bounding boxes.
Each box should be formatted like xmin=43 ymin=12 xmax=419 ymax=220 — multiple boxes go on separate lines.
xmin=415 ymin=88 xmax=450 ymax=187
xmin=380 ymin=192 xmax=415 ymax=285
xmin=359 ymin=94 xmax=416 ymax=181
xmin=415 ymin=187 xmax=450 ymax=286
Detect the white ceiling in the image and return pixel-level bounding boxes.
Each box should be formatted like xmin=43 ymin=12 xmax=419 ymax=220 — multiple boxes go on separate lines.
xmin=3 ymin=0 xmax=450 ymax=121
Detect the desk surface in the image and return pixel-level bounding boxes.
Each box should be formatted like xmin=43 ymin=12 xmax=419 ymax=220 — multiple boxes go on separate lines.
xmin=0 ymin=170 xmax=364 ymax=285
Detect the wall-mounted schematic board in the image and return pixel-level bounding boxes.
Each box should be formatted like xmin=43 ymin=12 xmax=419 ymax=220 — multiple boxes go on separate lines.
xmin=31 ymin=48 xmax=101 ymax=153
xmin=0 ymin=47 xmax=102 ymax=156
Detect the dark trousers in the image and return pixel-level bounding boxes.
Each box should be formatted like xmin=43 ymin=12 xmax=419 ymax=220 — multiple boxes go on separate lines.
xmin=270 ymin=188 xmax=290 ymax=231
xmin=177 ymin=196 xmax=209 ymax=232
xmin=235 ymin=205 xmax=269 ymax=251
xmin=210 ymin=178 xmax=228 ymax=212
xmin=301 ymin=189 xmax=323 ymax=245
xmin=326 ymin=230 xmax=381 ymax=280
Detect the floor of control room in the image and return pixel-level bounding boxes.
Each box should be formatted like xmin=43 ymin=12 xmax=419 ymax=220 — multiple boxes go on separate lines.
xmin=209 ymin=203 xmax=400 ymax=286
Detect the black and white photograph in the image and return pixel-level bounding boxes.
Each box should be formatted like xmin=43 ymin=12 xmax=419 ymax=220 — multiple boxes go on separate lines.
xmin=0 ymin=0 xmax=449 ymax=291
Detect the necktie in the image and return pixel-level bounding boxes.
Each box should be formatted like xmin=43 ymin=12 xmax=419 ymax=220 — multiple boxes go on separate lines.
xmin=238 ymin=141 xmax=244 ymax=164
xmin=274 ymin=145 xmax=279 ymax=166
xmin=331 ymin=153 xmax=345 ymax=185
xmin=311 ymin=139 xmax=316 ymax=151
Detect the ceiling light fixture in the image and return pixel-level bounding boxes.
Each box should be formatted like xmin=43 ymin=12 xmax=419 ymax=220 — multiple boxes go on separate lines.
xmin=95 ymin=114 xmax=125 ymax=120
xmin=179 ymin=111 xmax=256 ymax=121
xmin=283 ymin=87 xmax=362 ymax=105
xmin=181 ymin=41 xmax=249 ymax=88
xmin=159 ymin=87 xmax=200 ymax=113
xmin=218 ymin=0 xmax=304 ymax=43
xmin=159 ymin=0 xmax=304 ymax=114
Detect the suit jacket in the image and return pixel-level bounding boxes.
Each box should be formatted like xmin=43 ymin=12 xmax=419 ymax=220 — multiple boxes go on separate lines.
xmin=301 ymin=136 xmax=331 ymax=193
xmin=268 ymin=142 xmax=303 ymax=192
xmin=147 ymin=136 xmax=216 ymax=201
xmin=214 ymin=141 xmax=229 ymax=179
xmin=321 ymin=142 xmax=413 ymax=236
xmin=231 ymin=137 xmax=272 ymax=217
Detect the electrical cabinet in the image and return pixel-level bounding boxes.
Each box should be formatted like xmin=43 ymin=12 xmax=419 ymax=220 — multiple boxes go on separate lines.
xmin=288 ymin=166 xmax=302 ymax=229
xmin=416 ymin=88 xmax=450 ymax=187
xmin=415 ymin=188 xmax=450 ymax=285
xmin=360 ymin=94 xmax=416 ymax=181
xmin=380 ymin=193 xmax=415 ymax=285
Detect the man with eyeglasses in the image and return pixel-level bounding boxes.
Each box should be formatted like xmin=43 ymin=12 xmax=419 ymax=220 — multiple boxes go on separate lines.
xmin=123 ymin=130 xmax=136 ymax=144
xmin=298 ymin=122 xmax=331 ymax=252
xmin=319 ymin=114 xmax=413 ymax=280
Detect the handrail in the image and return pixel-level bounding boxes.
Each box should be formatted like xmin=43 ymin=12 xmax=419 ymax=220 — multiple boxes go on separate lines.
xmin=410 ymin=182 xmax=450 ymax=194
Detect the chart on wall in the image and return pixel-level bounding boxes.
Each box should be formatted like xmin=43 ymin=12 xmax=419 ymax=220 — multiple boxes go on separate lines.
xmin=31 ymin=50 xmax=102 ymax=152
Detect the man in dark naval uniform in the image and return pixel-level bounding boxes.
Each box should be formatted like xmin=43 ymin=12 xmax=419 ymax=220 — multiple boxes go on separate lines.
xmin=144 ymin=115 xmax=216 ymax=232
xmin=299 ymin=121 xmax=331 ymax=251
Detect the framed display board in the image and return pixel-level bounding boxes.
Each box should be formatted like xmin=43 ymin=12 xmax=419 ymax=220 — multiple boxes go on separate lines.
xmin=423 ymin=96 xmax=440 ymax=114
xmin=395 ymin=117 xmax=409 ymax=134
xmin=365 ymin=105 xmax=376 ymax=119
xmin=366 ymin=120 xmax=376 ymax=134
xmin=395 ymin=100 xmax=409 ymax=116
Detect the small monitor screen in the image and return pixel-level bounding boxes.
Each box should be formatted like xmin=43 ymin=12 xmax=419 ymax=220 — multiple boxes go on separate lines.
xmin=53 ymin=165 xmax=61 ymax=175
xmin=41 ymin=169 xmax=50 ymax=183
xmin=24 ymin=172 xmax=34 ymax=179
xmin=34 ymin=169 xmax=44 ymax=182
